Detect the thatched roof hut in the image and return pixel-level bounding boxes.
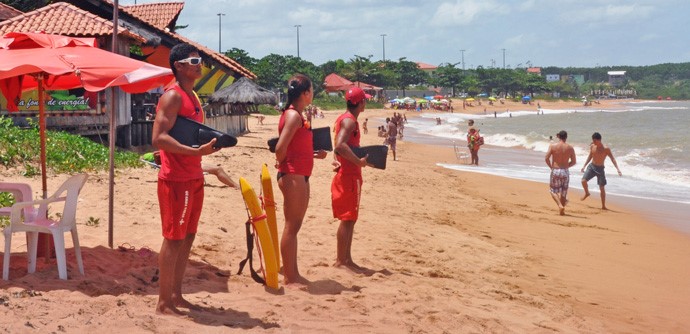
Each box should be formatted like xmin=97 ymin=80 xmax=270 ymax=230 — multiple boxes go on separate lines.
xmin=208 ymin=77 xmax=278 ymax=105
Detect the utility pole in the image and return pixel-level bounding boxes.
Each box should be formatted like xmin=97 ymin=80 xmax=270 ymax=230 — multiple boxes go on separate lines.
xmin=459 ymin=49 xmax=465 ymax=72
xmin=381 ymin=34 xmax=387 ymax=62
xmin=501 ymin=48 xmax=506 ymax=69
xmin=294 ymin=25 xmax=302 ymax=58
xmin=217 ymin=13 xmax=225 ymax=53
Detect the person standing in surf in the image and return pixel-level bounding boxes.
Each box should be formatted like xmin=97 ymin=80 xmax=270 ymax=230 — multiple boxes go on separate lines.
xmin=580 ymin=132 xmax=622 ymax=210
xmin=275 ymin=74 xmax=327 ymax=287
xmin=152 ymin=43 xmax=223 ymax=315
xmin=545 ymin=130 xmax=577 ymax=215
xmin=331 ymin=87 xmax=370 ymax=271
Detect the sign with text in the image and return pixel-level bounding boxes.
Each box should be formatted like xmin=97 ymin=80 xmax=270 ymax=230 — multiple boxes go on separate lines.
xmin=1 ymin=89 xmax=104 ymax=115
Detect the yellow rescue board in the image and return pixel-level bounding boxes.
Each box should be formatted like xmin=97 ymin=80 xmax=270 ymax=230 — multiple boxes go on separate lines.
xmin=261 ymin=164 xmax=280 ymax=271
xmin=239 ymin=177 xmax=279 ymax=290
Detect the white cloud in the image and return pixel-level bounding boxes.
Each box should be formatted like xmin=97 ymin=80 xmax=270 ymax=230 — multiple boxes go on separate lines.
xmin=560 ymin=4 xmax=655 ymax=24
xmin=430 ymin=0 xmax=509 ymax=26
xmin=518 ymin=0 xmax=537 ymax=11
xmin=504 ymin=34 xmax=537 ymax=47
xmin=639 ymin=33 xmax=658 ymax=42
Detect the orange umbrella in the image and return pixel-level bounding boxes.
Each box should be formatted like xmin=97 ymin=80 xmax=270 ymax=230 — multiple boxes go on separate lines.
xmin=0 ymin=31 xmax=174 ymax=198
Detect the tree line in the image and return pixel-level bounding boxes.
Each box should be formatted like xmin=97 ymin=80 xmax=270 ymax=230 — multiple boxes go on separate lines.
xmin=227 ymin=48 xmax=690 ymax=100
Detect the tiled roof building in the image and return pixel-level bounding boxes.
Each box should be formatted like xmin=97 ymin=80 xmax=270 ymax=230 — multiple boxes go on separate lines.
xmin=120 ymin=1 xmax=183 ymax=31
xmin=0 ymin=2 xmax=143 ymax=42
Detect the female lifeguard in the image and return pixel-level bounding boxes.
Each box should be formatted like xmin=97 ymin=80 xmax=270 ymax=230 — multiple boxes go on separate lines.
xmin=275 ymin=74 xmax=327 ymax=286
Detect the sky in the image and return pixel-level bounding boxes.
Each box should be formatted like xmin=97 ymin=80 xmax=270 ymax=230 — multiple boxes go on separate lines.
xmin=124 ymin=0 xmax=689 ymax=69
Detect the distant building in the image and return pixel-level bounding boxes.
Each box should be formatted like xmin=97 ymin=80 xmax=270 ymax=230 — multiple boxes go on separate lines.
xmin=526 ymin=67 xmax=541 ymax=75
xmin=416 ymin=62 xmax=437 ymax=76
xmin=563 ymin=74 xmax=585 ymax=86
xmin=545 ymin=74 xmax=560 ymax=82
xmin=608 ymin=71 xmax=626 ymax=87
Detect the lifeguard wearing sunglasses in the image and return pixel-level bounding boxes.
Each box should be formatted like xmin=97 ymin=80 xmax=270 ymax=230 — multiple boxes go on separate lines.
xmin=177 ymin=56 xmax=202 ymax=65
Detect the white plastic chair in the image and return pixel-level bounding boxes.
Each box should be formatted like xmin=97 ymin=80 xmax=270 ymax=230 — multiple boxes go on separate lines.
xmin=3 ymin=174 xmax=88 ymax=280
xmin=0 ymin=182 xmax=34 ymax=218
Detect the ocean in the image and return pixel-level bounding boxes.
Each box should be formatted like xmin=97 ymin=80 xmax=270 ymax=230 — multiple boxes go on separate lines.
xmin=399 ymin=100 xmax=690 ymax=233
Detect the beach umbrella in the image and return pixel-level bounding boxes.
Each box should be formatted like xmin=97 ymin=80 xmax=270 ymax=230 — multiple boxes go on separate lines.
xmin=488 ymin=96 xmax=497 ymax=101
xmin=0 ymin=31 xmax=174 ymax=198
xmin=433 ymin=94 xmax=443 ymax=99
xmin=424 ymin=96 xmax=434 ymax=100
xmin=522 ymin=95 xmax=531 ymax=101
xmin=465 ymin=97 xmax=475 ymax=101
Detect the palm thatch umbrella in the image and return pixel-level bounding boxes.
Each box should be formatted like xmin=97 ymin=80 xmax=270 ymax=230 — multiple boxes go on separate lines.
xmin=208 ymin=77 xmax=278 ymax=105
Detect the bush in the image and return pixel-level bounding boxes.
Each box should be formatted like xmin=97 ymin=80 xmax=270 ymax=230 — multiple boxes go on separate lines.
xmin=0 ymin=116 xmax=142 ymax=175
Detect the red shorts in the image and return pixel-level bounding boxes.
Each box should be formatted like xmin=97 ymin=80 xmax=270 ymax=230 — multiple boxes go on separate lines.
xmin=158 ymin=178 xmax=204 ymax=240
xmin=331 ymin=173 xmax=363 ymax=221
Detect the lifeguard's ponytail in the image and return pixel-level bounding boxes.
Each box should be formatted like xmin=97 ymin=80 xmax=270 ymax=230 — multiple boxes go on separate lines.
xmin=283 ymin=74 xmax=312 ymax=112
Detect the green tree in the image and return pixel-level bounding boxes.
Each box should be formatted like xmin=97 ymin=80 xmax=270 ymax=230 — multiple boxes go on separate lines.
xmin=342 ymin=55 xmax=376 ymax=84
xmin=392 ymin=58 xmax=428 ymax=96
xmin=432 ymin=63 xmax=462 ymax=96
xmin=319 ymin=59 xmax=347 ymax=78
xmin=224 ymin=48 xmax=258 ymax=73
xmin=253 ymin=54 xmax=289 ymax=91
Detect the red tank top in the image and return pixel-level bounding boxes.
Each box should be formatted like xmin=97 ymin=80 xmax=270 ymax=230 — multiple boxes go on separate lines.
xmin=158 ymin=84 xmax=204 ymax=181
xmin=334 ymin=112 xmax=361 ymax=175
xmin=278 ymin=109 xmax=314 ymax=176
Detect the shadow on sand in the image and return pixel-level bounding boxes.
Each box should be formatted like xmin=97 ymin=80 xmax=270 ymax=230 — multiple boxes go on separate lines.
xmin=0 ymin=245 xmax=230 ymax=296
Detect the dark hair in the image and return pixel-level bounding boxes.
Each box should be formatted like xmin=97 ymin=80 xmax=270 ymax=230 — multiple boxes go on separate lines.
xmin=169 ymin=43 xmax=199 ymax=76
xmin=468 ymin=119 xmax=474 ymax=125
xmin=557 ymin=130 xmax=568 ymax=140
xmin=283 ymin=74 xmax=312 ymax=112
xmin=592 ymin=132 xmax=602 ymax=140
xmin=346 ymin=100 xmax=359 ymax=109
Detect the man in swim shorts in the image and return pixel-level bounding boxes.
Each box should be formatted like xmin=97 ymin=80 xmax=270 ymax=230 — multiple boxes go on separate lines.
xmin=151 ymin=43 xmax=223 ymax=316
xmin=386 ymin=117 xmax=398 ymax=161
xmin=545 ymin=130 xmax=577 ymax=215
xmin=331 ymin=87 xmax=369 ymax=272
xmin=580 ymin=132 xmax=622 ymax=210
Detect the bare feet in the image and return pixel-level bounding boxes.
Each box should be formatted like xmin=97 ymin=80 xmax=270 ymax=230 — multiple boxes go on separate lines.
xmin=559 ymin=207 xmax=565 ymax=216
xmin=174 ymin=297 xmax=201 ymax=311
xmin=601 ymin=206 xmax=608 ymax=210
xmin=334 ymin=259 xmax=364 ymax=273
xmin=284 ymin=275 xmax=309 ymax=290
xmin=156 ymin=302 xmax=187 ymax=317
xmin=581 ymin=192 xmax=590 ymax=201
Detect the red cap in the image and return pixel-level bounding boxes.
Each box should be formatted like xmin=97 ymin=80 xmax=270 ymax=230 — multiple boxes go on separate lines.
xmin=345 ymin=87 xmax=372 ymax=105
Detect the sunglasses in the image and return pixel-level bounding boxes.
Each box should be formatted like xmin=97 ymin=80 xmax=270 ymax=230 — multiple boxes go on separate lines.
xmin=178 ymin=57 xmax=202 ymax=65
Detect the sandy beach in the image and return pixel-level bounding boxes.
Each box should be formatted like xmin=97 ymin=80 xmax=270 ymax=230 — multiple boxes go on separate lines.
xmin=1 ymin=98 xmax=689 ymax=333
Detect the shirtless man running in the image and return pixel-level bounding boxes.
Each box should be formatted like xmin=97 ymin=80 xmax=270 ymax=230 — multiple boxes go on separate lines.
xmin=580 ymin=132 xmax=622 ymax=210
xmin=545 ymin=130 xmax=577 ymax=215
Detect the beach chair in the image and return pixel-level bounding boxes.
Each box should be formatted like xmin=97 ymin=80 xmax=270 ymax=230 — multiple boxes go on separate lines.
xmin=453 ymin=141 xmax=470 ymax=164
xmin=0 ymin=182 xmax=34 ymax=218
xmin=3 ymin=174 xmax=88 ymax=280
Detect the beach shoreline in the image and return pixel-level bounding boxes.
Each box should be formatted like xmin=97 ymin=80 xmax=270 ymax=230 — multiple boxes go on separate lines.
xmin=1 ymin=98 xmax=689 ymax=333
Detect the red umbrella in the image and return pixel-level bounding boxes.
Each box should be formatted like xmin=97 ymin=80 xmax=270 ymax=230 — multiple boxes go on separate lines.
xmin=0 ymin=31 xmax=174 ymax=198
